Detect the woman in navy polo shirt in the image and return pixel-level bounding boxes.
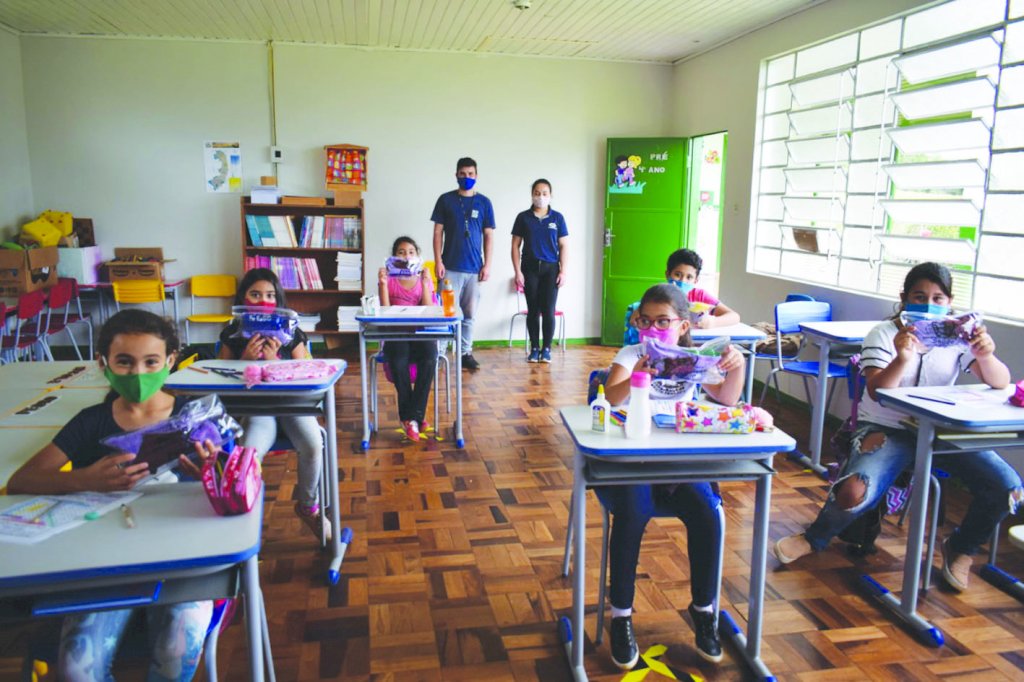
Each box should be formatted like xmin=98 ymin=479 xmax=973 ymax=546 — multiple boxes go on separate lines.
xmin=511 ymin=178 xmax=569 ymax=363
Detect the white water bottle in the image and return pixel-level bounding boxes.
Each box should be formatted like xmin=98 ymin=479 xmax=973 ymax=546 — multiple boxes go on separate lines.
xmin=591 ymin=384 xmax=611 ymax=433
xmin=624 ymin=372 xmax=652 ymax=439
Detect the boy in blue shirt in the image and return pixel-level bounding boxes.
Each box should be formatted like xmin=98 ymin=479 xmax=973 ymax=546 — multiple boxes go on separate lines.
xmin=432 ymin=156 xmax=496 ymax=370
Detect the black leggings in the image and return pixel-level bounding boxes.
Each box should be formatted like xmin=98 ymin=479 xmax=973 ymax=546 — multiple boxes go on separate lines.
xmin=523 ymin=260 xmax=560 ymax=350
xmin=384 ymin=341 xmax=437 ymax=423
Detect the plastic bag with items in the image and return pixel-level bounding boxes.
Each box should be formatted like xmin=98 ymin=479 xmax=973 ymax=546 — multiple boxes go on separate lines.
xmin=644 ymin=336 xmax=729 ymax=385
xmin=100 ymin=395 xmax=243 ymax=477
xmin=385 ymin=256 xmax=422 ymax=277
xmin=900 ymin=310 xmax=982 ymax=350
xmin=230 ymin=305 xmax=299 ymax=345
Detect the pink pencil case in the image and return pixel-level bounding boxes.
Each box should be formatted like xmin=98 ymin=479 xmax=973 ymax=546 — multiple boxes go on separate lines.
xmin=201 ymin=445 xmax=262 ymax=515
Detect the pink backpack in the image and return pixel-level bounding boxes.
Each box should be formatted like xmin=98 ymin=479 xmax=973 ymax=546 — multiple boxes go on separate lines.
xmin=201 ymin=445 xmax=262 ymax=515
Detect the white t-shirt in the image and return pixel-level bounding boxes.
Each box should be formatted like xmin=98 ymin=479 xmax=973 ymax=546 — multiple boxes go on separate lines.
xmin=857 ymin=319 xmax=974 ymax=429
xmin=611 ymin=343 xmax=698 ymax=405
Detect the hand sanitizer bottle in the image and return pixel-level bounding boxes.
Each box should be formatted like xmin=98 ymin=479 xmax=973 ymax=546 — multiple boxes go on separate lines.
xmin=591 ymin=384 xmax=611 ymax=433
xmin=624 ymin=372 xmax=652 ymax=439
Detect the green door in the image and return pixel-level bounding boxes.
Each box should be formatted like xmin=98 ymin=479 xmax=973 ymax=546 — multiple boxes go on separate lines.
xmin=601 ymin=137 xmax=689 ymax=345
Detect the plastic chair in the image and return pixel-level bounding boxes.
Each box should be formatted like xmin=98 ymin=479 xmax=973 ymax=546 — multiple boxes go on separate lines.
xmin=753 ymin=294 xmax=813 ymax=403
xmin=113 ymin=279 xmax=167 ymax=316
xmin=507 ymin=282 xmax=566 ymax=351
xmin=59 ymin=277 xmax=94 ymax=359
xmin=21 ymin=279 xmax=88 ymax=360
xmin=185 ymin=275 xmax=237 ymax=344
xmin=1 ymin=290 xmax=50 ymax=363
xmin=369 ymin=347 xmax=450 ymax=432
xmin=758 ymin=300 xmax=846 ymax=409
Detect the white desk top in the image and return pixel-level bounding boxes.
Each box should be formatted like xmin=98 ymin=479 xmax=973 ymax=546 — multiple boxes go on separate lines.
xmin=0 ymin=361 xmax=107 ymax=390
xmin=799 ymin=320 xmax=877 ymax=343
xmin=691 ymin=322 xmax=766 ymax=342
xmin=0 ymin=483 xmax=262 ymax=589
xmin=0 ymin=388 xmax=108 ymax=428
xmin=0 ymin=427 xmax=59 ymax=489
xmin=877 ymin=385 xmax=1024 ymax=432
xmin=165 ymin=359 xmax=347 ymax=394
xmin=356 ymin=305 xmax=461 ymax=324
xmin=560 ymin=405 xmax=796 ymax=460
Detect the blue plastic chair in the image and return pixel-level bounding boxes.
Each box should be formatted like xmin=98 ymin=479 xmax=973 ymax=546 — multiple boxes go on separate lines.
xmin=759 ymin=300 xmax=846 ymax=410
xmin=754 ymin=294 xmax=813 ymax=404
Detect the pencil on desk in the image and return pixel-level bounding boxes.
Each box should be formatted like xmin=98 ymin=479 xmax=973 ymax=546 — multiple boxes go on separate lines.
xmin=186 ymin=366 xmax=210 ymax=375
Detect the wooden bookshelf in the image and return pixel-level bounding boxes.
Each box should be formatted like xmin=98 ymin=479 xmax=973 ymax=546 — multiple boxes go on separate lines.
xmin=240 ymin=197 xmax=364 ymax=344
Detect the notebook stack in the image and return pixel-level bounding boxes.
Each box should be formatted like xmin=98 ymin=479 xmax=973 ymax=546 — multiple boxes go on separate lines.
xmin=336 ymin=252 xmax=362 ymax=291
xmin=337 ymin=306 xmax=360 ymax=332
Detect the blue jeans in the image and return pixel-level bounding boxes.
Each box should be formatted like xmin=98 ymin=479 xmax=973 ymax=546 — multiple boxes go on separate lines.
xmin=805 ymin=423 xmax=1023 ymax=555
xmin=58 ymin=601 xmax=213 ymax=681
xmin=597 ymin=483 xmax=723 ymax=609
xmin=445 ymin=270 xmax=480 ymax=354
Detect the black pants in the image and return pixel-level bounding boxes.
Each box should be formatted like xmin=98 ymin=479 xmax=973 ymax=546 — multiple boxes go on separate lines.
xmin=384 ymin=341 xmax=437 ymax=422
xmin=523 ymin=260 xmax=560 ymax=350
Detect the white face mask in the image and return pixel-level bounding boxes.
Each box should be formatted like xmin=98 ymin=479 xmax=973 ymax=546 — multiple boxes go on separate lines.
xmin=532 ymin=195 xmax=550 ymax=210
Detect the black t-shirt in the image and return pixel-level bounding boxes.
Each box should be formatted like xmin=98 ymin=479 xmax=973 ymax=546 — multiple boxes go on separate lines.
xmin=219 ymin=320 xmax=308 ymax=359
xmin=53 ymin=395 xmax=190 ymax=468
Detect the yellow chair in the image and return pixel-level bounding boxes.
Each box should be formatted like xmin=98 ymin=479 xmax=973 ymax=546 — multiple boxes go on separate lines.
xmin=185 ymin=274 xmax=237 ymax=343
xmin=422 ymin=260 xmax=439 ymax=294
xmin=112 ymin=279 xmax=167 ymax=318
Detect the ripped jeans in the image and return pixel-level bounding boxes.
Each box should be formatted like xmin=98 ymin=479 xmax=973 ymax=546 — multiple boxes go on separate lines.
xmin=805 ymin=423 xmax=1023 ymax=555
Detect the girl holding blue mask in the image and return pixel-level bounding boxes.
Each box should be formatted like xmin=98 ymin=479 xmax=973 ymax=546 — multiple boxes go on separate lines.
xmin=775 ymin=262 xmax=1021 ymax=593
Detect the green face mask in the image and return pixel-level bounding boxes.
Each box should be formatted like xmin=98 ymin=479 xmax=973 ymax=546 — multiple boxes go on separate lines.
xmin=103 ymin=364 xmax=171 ymax=403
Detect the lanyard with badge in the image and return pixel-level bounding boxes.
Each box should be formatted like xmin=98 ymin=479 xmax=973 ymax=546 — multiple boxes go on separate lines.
xmin=459 ymin=195 xmax=478 ymax=240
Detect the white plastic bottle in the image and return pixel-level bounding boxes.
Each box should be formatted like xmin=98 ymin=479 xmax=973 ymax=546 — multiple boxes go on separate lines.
xmin=590 ymin=384 xmax=611 ymax=433
xmin=624 ymin=372 xmax=652 ymax=439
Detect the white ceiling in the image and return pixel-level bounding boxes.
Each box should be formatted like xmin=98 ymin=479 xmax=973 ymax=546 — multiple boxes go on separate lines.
xmin=0 ymin=0 xmax=824 ymax=64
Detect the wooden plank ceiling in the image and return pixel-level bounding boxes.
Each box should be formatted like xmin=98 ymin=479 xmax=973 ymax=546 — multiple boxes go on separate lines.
xmin=0 ymin=0 xmax=823 ymax=63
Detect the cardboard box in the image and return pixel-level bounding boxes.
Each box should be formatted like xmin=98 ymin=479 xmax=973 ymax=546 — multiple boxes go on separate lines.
xmin=57 ymin=246 xmax=103 ymax=285
xmin=103 ymin=247 xmax=169 ymax=282
xmin=0 ymin=246 xmax=59 ymax=297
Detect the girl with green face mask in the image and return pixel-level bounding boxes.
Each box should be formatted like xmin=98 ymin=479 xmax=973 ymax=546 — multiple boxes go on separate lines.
xmin=6 ymin=309 xmax=220 ymax=680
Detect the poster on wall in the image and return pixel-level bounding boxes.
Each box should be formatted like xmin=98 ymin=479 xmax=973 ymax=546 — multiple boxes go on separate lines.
xmin=203 ymin=142 xmax=242 ymax=193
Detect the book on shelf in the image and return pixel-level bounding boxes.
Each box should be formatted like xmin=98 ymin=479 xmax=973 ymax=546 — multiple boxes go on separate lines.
xmin=296 ymin=312 xmax=321 ymax=333
xmin=243 ymin=255 xmax=324 ymax=290
xmin=325 ymin=215 xmax=362 ymax=249
xmin=337 ymin=306 xmax=361 ymax=331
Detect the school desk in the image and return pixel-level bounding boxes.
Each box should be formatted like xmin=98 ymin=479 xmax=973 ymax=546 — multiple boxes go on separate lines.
xmin=870 ymin=385 xmax=1023 ymax=647
xmin=558 ymin=406 xmax=796 ymax=681
xmin=356 ymin=306 xmax=464 ymax=450
xmin=0 ymin=426 xmax=59 ymax=489
xmin=0 ymin=359 xmax=107 ymax=390
xmin=164 ymin=358 xmax=352 ymax=584
xmin=0 ymin=482 xmax=274 ymax=681
xmin=79 ymin=279 xmax=187 ymax=326
xmin=796 ymin=320 xmax=877 ymax=475
xmin=691 ymin=322 xmax=767 ymax=404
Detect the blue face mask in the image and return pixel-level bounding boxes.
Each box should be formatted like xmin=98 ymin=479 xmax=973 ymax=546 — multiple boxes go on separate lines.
xmin=669 ymin=279 xmax=694 ymax=295
xmin=904 ymin=302 xmax=949 ymax=318
xmin=457 ymin=176 xmax=477 ymax=191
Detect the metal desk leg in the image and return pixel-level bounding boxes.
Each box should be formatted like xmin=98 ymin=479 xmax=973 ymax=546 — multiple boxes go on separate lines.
xmin=455 ymin=321 xmax=464 ymax=448
xmin=794 ymin=339 xmax=830 ymax=476
xmin=325 ymin=388 xmax=352 ymax=584
xmin=258 ymin=587 xmax=277 ymax=682
xmin=170 ymin=285 xmax=180 ymax=327
xmin=744 ymin=341 xmax=756 ymax=405
xmin=720 ymin=464 xmax=775 ymax=680
xmin=558 ymin=448 xmax=589 ymax=681
xmin=861 ymin=419 xmax=944 ymax=647
xmin=242 ymin=555 xmax=267 ymax=682
xmin=359 ymin=329 xmax=370 ymax=451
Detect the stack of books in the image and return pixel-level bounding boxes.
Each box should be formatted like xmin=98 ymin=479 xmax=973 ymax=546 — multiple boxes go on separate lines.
xmin=243 ymin=255 xmax=324 ymax=290
xmin=245 ymin=215 xmax=297 ymax=247
xmin=324 ymin=216 xmax=362 ymax=249
xmin=336 ymin=252 xmax=362 ymax=291
xmin=337 ymin=306 xmax=360 ymax=332
xmin=296 ymin=312 xmax=321 ymax=333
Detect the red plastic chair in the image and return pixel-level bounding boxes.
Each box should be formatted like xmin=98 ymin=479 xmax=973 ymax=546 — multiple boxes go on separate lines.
xmin=507 ymin=281 xmax=566 ymax=350
xmin=59 ymin=277 xmax=94 ymax=359
xmin=1 ymin=289 xmax=50 ymax=362
xmin=26 ymin=279 xmax=91 ymax=360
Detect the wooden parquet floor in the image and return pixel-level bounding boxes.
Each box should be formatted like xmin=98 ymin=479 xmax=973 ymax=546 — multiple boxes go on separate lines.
xmin=2 ymin=345 xmax=1023 ymax=681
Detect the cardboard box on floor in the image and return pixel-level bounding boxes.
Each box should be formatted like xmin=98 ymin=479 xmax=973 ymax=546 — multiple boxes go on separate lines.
xmin=0 ymin=246 xmax=59 ymax=297
xmin=103 ymin=247 xmax=172 ymax=282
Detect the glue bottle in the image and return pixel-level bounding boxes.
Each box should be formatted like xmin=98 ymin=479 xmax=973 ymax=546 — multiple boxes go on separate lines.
xmin=624 ymin=372 xmax=652 ymax=439
xmin=441 ymin=279 xmax=456 ymax=317
xmin=590 ymin=384 xmax=611 ymax=433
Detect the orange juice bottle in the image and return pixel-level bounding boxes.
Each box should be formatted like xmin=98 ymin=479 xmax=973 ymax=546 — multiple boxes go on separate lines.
xmin=441 ymin=279 xmax=456 ymax=317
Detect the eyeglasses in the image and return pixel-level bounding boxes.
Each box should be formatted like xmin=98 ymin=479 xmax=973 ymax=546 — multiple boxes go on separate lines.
xmin=636 ymin=316 xmax=684 ymax=331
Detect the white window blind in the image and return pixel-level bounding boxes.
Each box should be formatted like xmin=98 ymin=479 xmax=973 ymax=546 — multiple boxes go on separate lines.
xmin=749 ymin=0 xmax=1024 ymax=323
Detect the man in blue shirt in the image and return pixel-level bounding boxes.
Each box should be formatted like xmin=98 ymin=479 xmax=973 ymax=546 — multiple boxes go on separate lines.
xmin=431 ymin=157 xmax=495 ymax=370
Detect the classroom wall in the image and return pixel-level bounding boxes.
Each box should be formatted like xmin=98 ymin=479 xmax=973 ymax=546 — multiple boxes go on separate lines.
xmin=0 ymin=29 xmax=33 ymax=239
xmin=18 ymin=35 xmax=672 ymax=343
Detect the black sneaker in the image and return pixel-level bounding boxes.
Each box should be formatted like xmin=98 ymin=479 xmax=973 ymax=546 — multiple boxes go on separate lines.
xmin=609 ymin=615 xmax=639 ymax=670
xmin=688 ymin=604 xmax=722 ymax=663
xmin=461 ymin=354 xmax=480 ymax=370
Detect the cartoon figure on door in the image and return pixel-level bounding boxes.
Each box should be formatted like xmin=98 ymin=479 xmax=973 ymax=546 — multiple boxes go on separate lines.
xmin=610 ymin=154 xmax=646 ymax=194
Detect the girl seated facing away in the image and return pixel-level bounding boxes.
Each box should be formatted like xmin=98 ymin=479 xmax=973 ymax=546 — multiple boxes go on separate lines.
xmin=219 ymin=268 xmax=328 ymax=541
xmin=377 ymin=236 xmax=437 ymax=442
xmin=600 ymin=283 xmax=745 ymax=669
xmin=774 ymin=262 xmax=1022 ymax=592
xmin=8 ymin=310 xmax=217 ymax=681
